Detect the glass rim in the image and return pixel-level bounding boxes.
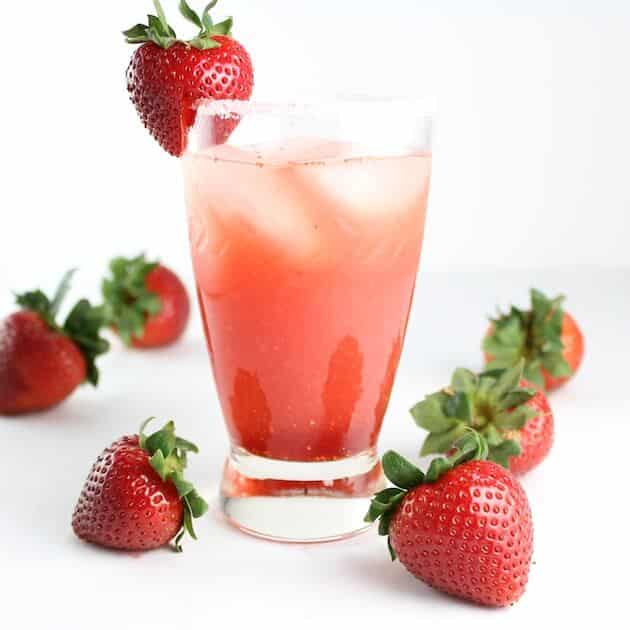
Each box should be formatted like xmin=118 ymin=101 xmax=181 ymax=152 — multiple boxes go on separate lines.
xmin=193 ymin=96 xmax=437 ymax=118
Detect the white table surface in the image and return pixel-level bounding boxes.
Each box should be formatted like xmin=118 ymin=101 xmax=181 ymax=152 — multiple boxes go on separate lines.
xmin=1 ymin=268 xmax=627 ymax=629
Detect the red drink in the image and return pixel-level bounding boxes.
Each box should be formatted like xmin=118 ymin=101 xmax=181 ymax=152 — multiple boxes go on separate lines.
xmin=183 ymin=100 xmax=433 ymax=541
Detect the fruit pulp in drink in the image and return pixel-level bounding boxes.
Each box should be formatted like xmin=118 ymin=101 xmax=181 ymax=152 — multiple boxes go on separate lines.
xmin=183 ymin=140 xmax=431 ymax=462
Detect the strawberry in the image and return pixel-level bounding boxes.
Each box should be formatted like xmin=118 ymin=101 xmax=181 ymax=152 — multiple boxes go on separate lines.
xmin=483 ymin=288 xmax=584 ymax=391
xmin=72 ymin=418 xmax=208 ymax=552
xmin=0 ymin=271 xmax=109 ymax=415
xmin=124 ymin=0 xmax=254 ymax=156
xmin=411 ymin=362 xmax=554 ymax=475
xmin=365 ymin=432 xmax=533 ymax=607
xmin=102 ymin=254 xmax=190 ymax=348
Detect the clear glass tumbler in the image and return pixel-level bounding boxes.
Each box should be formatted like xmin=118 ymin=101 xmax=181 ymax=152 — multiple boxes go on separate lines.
xmin=182 ymin=98 xmax=433 ymax=541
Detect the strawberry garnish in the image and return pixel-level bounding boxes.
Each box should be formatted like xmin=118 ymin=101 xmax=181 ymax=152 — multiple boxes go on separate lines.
xmin=411 ymin=362 xmax=554 ymax=474
xmin=365 ymin=432 xmax=533 ymax=607
xmin=0 ymin=271 xmax=109 ymax=414
xmin=483 ymin=289 xmax=584 ymax=390
xmin=124 ymin=0 xmax=253 ymax=156
xmin=72 ymin=418 xmax=208 ymax=552
xmin=102 ymin=254 xmax=190 ymax=348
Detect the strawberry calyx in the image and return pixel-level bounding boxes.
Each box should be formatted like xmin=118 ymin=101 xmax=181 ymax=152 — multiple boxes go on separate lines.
xmin=138 ymin=418 xmax=209 ymax=552
xmin=124 ymin=0 xmax=233 ymax=50
xmin=410 ymin=361 xmax=537 ymax=468
xmin=101 ymin=254 xmax=162 ymax=346
xmin=15 ymin=270 xmax=109 ymax=386
xmin=365 ymin=430 xmax=489 ymax=560
xmin=483 ymin=288 xmax=573 ymax=388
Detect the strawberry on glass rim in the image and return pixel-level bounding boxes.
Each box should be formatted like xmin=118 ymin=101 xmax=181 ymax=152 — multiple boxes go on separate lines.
xmin=124 ymin=0 xmax=254 ymax=156
xmin=483 ymin=288 xmax=584 ymax=391
xmin=411 ymin=362 xmax=554 ymax=475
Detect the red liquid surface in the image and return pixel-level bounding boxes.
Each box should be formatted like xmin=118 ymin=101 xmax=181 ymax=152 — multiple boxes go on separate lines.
xmin=184 ymin=142 xmax=431 ymax=461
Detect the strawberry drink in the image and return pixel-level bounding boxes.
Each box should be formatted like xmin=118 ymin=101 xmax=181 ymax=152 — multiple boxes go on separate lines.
xmin=183 ymin=99 xmax=434 ymax=541
xmin=122 ymin=4 xmax=434 ymax=541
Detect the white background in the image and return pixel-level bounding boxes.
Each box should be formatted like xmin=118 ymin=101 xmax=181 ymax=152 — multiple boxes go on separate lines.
xmin=1 ymin=0 xmax=629 ymax=285
xmin=1 ymin=1 xmax=629 ymax=628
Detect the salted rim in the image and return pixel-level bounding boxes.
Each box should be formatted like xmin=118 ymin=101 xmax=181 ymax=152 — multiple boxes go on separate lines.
xmin=194 ymin=97 xmax=437 ymax=119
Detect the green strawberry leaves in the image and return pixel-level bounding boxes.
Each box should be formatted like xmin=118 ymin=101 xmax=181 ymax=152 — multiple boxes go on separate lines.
xmin=16 ymin=290 xmax=54 ymax=323
xmin=425 ymin=430 xmax=488 ymax=482
xmin=411 ymin=362 xmax=538 ymax=468
xmin=177 ymin=488 xmax=209 ymax=548
xmin=451 ymin=367 xmax=477 ymax=393
xmin=170 ymin=472 xmax=195 ymax=497
xmin=365 ymin=487 xmax=406 ymax=540
xmin=365 ymin=431 xmax=490 ymax=560
xmin=101 ymin=254 xmax=161 ymax=346
xmin=488 ymin=439 xmax=521 ymax=469
xmin=124 ymin=0 xmax=232 ymax=50
xmin=15 ymin=270 xmax=109 ymax=386
xmin=381 ymin=451 xmax=425 ymax=489
xmin=542 ymin=354 xmax=573 ymax=378
xmin=187 ymin=36 xmax=221 ymax=50
xmin=209 ymin=17 xmax=233 ymax=36
xmin=444 ymin=390 xmax=472 ymax=422
xmin=492 ymin=363 xmax=522 ymax=398
xmin=142 ymin=419 xmax=177 ymax=458
xmin=419 ymin=424 xmax=467 ymax=456
xmin=123 ymin=2 xmax=177 ymax=48
xmin=483 ymin=288 xmax=573 ymax=386
xmin=180 ymin=0 xmax=203 ymax=29
xmin=139 ymin=418 xmax=209 ymax=552
xmin=410 ymin=393 xmax=457 ymax=433
xmin=63 ymin=300 xmax=110 ymax=385
xmin=123 ymin=24 xmax=153 ymax=44
xmin=186 ymin=489 xmax=208 ymax=517
xmin=175 ymin=436 xmax=200 ymax=453
xmin=500 ymin=389 xmax=534 ymax=409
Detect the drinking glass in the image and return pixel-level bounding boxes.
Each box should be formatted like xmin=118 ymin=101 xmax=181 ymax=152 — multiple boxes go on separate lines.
xmin=182 ymin=98 xmax=433 ymax=541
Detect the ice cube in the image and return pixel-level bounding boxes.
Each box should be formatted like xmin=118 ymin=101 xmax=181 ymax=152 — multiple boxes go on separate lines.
xmin=299 ymin=154 xmax=431 ymax=220
xmin=184 ymin=146 xmax=327 ymax=266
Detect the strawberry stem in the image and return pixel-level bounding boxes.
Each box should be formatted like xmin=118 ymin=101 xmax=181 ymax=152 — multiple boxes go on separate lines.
xmin=50 ymin=269 xmax=76 ymax=318
xmin=153 ymin=0 xmax=170 ymax=33
xmin=124 ymin=0 xmax=231 ymax=49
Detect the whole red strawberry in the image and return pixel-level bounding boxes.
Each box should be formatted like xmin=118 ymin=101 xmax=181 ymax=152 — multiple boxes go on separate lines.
xmin=72 ymin=418 xmax=208 ymax=551
xmin=483 ymin=289 xmax=584 ymax=391
xmin=365 ymin=433 xmax=533 ymax=607
xmin=102 ymin=254 xmax=190 ymax=348
xmin=124 ymin=0 xmax=254 ymax=156
xmin=0 ymin=271 xmax=109 ymax=415
xmin=411 ymin=363 xmax=554 ymax=475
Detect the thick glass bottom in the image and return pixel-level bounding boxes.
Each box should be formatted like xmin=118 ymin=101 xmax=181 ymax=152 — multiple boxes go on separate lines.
xmin=220 ymin=447 xmax=385 ymax=542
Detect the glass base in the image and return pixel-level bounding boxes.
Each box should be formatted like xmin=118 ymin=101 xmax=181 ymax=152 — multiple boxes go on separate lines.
xmin=220 ymin=447 xmax=385 ymax=542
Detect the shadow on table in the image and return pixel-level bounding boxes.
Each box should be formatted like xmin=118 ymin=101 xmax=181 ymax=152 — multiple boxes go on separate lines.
xmin=343 ymin=553 xmax=502 ymax=611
